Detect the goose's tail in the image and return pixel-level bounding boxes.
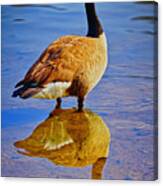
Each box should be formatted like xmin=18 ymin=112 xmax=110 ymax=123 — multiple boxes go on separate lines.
xmin=12 ymin=83 xmax=42 ymax=99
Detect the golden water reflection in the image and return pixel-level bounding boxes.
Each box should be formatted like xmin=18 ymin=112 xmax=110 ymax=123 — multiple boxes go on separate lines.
xmin=14 ymin=109 xmax=111 ymax=179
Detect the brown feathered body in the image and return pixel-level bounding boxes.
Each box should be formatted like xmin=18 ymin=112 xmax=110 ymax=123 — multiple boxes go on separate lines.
xmin=13 ymin=33 xmax=107 ymax=100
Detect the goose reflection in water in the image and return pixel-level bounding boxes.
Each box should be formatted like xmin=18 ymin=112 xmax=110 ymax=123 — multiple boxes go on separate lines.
xmin=14 ymin=109 xmax=111 ymax=179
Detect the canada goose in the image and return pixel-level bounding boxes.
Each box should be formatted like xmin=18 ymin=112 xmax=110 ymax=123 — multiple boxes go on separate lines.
xmin=12 ymin=3 xmax=108 ymax=111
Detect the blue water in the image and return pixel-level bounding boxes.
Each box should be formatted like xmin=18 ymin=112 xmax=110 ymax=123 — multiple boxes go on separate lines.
xmin=1 ymin=2 xmax=157 ymax=180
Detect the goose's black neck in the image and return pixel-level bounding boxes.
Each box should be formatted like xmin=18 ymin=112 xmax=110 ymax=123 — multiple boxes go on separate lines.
xmin=85 ymin=3 xmax=103 ymax=38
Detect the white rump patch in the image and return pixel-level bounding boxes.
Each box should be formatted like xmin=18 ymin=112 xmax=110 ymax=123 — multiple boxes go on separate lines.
xmin=32 ymin=82 xmax=71 ymax=99
xmin=44 ymin=138 xmax=73 ymax=150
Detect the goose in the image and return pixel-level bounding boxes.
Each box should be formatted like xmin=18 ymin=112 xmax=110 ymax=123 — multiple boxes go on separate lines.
xmin=12 ymin=3 xmax=108 ymax=112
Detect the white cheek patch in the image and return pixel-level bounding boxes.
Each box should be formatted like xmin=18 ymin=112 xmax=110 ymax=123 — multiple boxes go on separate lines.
xmin=33 ymin=82 xmax=71 ymax=99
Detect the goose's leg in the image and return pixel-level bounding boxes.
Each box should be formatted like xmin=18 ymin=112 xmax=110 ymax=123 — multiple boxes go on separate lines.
xmin=49 ymin=98 xmax=62 ymax=117
xmin=77 ymin=96 xmax=84 ymax=112
xmin=55 ymin=97 xmax=62 ymax=109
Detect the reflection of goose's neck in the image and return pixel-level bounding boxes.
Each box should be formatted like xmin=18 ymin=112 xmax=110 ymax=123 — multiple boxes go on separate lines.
xmin=85 ymin=3 xmax=103 ymax=37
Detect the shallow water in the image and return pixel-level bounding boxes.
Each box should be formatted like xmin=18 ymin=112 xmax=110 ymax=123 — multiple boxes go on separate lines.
xmin=1 ymin=2 xmax=157 ymax=180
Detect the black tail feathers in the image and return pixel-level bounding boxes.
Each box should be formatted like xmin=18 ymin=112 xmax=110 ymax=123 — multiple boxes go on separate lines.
xmin=12 ymin=87 xmax=27 ymax=99
xmin=12 ymin=86 xmax=42 ymax=99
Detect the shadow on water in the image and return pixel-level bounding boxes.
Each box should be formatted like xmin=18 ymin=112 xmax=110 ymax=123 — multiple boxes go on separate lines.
xmin=131 ymin=16 xmax=157 ymax=23
xmin=14 ymin=108 xmax=111 ymax=180
xmin=130 ymin=10 xmax=157 ymax=36
xmin=134 ymin=1 xmax=157 ymax=5
xmin=11 ymin=4 xmax=67 ymax=11
xmin=13 ymin=18 xmax=26 ymax=23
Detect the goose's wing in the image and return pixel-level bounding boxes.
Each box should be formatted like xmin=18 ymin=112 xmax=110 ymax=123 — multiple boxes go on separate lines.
xmin=16 ymin=36 xmax=77 ymax=88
